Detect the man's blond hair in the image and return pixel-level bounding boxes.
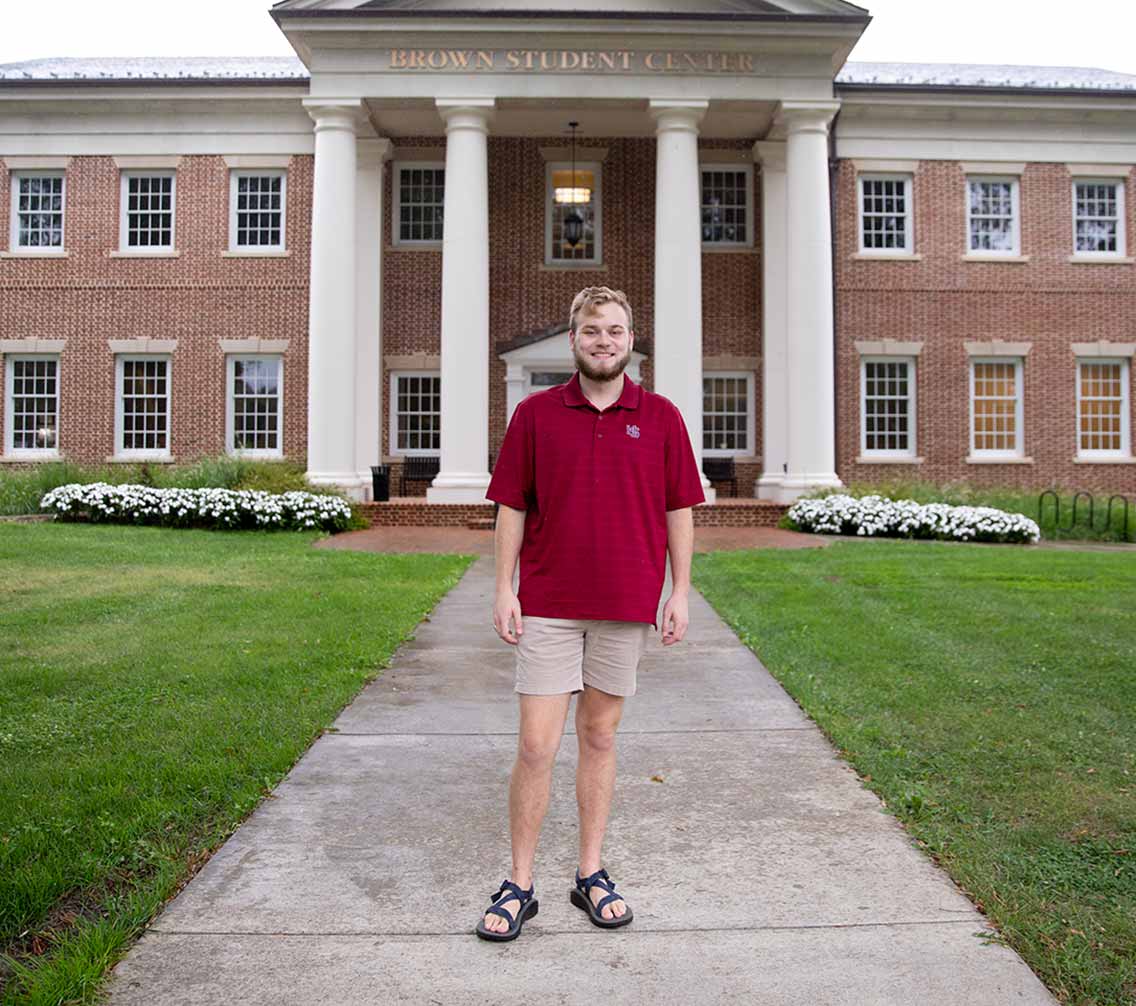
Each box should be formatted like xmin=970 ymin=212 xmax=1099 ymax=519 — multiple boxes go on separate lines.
xmin=568 ymin=286 xmax=634 ymax=332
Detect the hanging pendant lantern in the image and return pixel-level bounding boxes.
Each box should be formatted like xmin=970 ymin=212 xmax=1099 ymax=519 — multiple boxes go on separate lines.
xmin=563 ymin=121 xmax=584 ymax=249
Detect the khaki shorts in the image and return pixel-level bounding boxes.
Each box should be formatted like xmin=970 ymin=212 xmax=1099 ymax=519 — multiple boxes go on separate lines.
xmin=515 ymin=617 xmax=651 ymax=698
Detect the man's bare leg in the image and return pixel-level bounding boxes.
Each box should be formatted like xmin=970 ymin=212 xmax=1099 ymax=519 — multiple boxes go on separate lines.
xmin=575 ymin=684 xmax=628 ymax=920
xmin=482 ymin=692 xmax=571 ymax=934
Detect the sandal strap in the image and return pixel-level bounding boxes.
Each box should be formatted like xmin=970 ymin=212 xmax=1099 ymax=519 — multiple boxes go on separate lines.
xmin=576 ymin=868 xmax=614 ymax=895
xmin=485 ymin=904 xmax=516 ymax=926
xmin=490 ymin=879 xmax=533 ymax=907
xmin=594 ymin=891 xmax=623 ymax=913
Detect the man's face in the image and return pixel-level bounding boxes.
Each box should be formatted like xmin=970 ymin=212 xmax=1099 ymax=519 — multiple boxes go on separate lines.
xmin=569 ymin=301 xmax=634 ymax=383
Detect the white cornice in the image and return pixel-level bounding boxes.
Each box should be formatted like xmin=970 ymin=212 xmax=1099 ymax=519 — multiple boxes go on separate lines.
xmin=965 ymin=340 xmax=1032 ymax=357
xmin=0 ymin=338 xmax=67 ymax=353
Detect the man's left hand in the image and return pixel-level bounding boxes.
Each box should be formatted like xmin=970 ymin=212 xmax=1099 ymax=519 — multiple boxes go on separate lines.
xmin=660 ymin=592 xmax=689 ymax=646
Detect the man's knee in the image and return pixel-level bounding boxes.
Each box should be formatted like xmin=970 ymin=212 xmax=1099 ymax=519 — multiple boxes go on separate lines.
xmin=577 ymin=718 xmax=618 ymax=754
xmin=516 ymin=731 xmax=560 ymax=770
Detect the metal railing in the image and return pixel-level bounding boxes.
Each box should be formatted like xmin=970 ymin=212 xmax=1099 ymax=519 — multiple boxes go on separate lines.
xmin=1037 ymin=490 xmax=1134 ymax=542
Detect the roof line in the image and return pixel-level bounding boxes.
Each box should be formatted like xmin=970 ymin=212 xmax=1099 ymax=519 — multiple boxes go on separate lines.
xmin=836 ymin=82 xmax=1136 ymax=99
xmin=0 ymin=77 xmax=310 ymax=88
xmin=271 ymin=8 xmax=869 ymax=23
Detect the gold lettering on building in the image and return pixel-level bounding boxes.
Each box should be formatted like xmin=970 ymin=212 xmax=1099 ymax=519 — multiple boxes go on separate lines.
xmin=388 ymin=49 xmax=756 ymax=74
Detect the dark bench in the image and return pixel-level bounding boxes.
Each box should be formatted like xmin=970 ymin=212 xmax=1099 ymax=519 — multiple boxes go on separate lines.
xmin=400 ymin=455 xmax=441 ymax=496
xmin=702 ymin=457 xmax=738 ymax=498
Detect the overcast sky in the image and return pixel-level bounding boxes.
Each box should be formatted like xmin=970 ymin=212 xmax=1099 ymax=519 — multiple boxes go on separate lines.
xmin=1 ymin=0 xmax=1135 ymax=76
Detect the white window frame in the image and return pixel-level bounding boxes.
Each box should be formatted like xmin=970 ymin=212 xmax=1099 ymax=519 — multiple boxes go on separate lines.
xmin=114 ymin=354 xmax=172 ymax=460
xmin=391 ymin=161 xmax=445 ymax=247
xmin=859 ymin=356 xmax=917 ymax=459
xmin=525 ymin=369 xmax=574 ymax=398
xmin=700 ymin=163 xmax=754 ymax=248
xmin=544 ymin=160 xmax=603 ymax=267
xmin=1075 ymin=357 xmax=1131 ymax=459
xmin=389 ymin=370 xmax=441 ymax=457
xmin=4 ymin=353 xmax=61 ymax=457
xmin=119 ymin=170 xmax=177 ymax=254
xmin=228 ymin=170 xmax=287 ymax=253
xmin=702 ymin=371 xmax=755 ymax=458
xmin=969 ymin=357 xmax=1024 ymax=458
xmin=966 ymin=176 xmax=1021 ymax=256
xmin=225 ymin=354 xmax=284 ymax=458
xmin=9 ymin=170 xmax=67 ymax=254
xmin=857 ymin=173 xmax=914 ymax=256
xmin=1071 ymin=178 xmax=1127 ymax=260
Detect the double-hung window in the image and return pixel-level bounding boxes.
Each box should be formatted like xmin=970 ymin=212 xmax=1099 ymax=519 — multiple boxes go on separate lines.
xmin=229 ymin=171 xmax=286 ymax=252
xmin=4 ymin=355 xmax=60 ymax=455
xmin=115 ymin=355 xmax=171 ymax=458
xmin=546 ymin=161 xmax=602 ymax=265
xmin=393 ymin=163 xmax=445 ymax=245
xmin=858 ymin=174 xmax=913 ymax=255
xmin=970 ymin=358 xmax=1024 ymax=458
xmin=120 ymin=171 xmax=176 ymax=252
xmin=390 ymin=372 xmax=441 ymax=455
xmin=860 ymin=358 xmax=916 ymax=458
xmin=10 ymin=172 xmax=66 ymax=252
xmin=1076 ymin=358 xmax=1130 ymax=459
xmin=1072 ymin=179 xmax=1126 ymax=259
xmin=966 ymin=177 xmax=1020 ymax=255
xmin=702 ymin=373 xmax=754 ymax=456
xmin=700 ymin=165 xmax=753 ymax=247
xmin=227 ymin=356 xmax=283 ymax=456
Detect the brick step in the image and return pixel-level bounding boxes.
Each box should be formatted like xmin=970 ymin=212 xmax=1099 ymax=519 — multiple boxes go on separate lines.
xmin=357 ymin=498 xmax=788 ymax=528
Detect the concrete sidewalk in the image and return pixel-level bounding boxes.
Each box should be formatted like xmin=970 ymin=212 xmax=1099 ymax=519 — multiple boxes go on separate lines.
xmin=106 ymin=557 xmax=1057 ymax=1005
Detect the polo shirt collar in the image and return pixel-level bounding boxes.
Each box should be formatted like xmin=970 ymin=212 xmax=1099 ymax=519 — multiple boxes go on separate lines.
xmin=560 ymin=371 xmax=642 ymax=412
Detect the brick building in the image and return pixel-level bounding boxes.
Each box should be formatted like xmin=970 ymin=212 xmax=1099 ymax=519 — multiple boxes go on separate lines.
xmin=1 ymin=0 xmax=1134 ymax=503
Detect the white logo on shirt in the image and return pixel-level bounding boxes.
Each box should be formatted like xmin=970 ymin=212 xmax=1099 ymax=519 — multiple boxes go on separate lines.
xmin=626 ymin=424 xmax=640 ymax=439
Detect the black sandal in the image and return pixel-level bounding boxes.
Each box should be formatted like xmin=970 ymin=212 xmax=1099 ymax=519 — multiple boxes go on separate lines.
xmin=570 ymin=867 xmax=633 ymax=929
xmin=474 ymin=879 xmax=539 ymax=942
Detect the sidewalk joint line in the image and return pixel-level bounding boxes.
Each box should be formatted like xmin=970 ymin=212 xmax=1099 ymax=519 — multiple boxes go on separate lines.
xmin=148 ymin=918 xmax=980 ymax=938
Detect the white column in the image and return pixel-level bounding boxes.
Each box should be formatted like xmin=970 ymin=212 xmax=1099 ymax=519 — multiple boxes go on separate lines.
xmin=353 ymin=137 xmax=392 ymax=497
xmin=649 ymin=99 xmax=714 ymax=503
xmin=428 ymin=98 xmax=495 ymax=503
xmin=303 ymin=99 xmax=363 ymax=496
xmin=777 ymin=100 xmax=844 ymax=502
xmin=754 ymin=140 xmax=789 ymax=499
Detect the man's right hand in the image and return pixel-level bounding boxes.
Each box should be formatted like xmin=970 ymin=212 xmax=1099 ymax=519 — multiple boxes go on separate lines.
xmin=493 ymin=589 xmax=524 ymax=645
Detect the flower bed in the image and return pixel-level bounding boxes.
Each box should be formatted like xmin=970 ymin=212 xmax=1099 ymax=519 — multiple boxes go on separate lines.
xmin=40 ymin=482 xmax=353 ymax=532
xmin=786 ymin=494 xmax=1040 ymax=544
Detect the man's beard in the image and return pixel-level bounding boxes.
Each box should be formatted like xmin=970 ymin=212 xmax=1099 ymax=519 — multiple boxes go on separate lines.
xmin=573 ymin=344 xmax=632 ymax=383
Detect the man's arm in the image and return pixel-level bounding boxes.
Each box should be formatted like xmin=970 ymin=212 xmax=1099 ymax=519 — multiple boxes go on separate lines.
xmin=493 ymin=504 xmax=526 ymax=645
xmin=661 ymin=506 xmax=694 ymax=646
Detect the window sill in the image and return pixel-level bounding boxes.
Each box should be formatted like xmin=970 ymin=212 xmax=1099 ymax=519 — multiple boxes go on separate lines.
xmin=1067 ymin=255 xmax=1135 ymax=264
xmin=1073 ymin=455 xmax=1136 ymax=464
xmin=387 ymin=242 xmax=442 ymax=253
xmin=104 ymin=454 xmax=174 ymax=463
xmin=109 ymin=250 xmax=180 ymax=258
xmin=222 ymin=250 xmax=290 ymax=258
xmin=855 ymin=455 xmax=925 ymax=464
xmin=228 ymin=450 xmax=285 ymax=459
xmin=539 ymin=262 xmax=608 ymax=272
xmin=2 ymin=452 xmax=61 ymax=462
xmin=0 ymin=250 xmax=69 ymax=258
xmin=703 ymin=452 xmax=758 ymax=460
xmin=960 ymin=253 xmax=1030 ymax=263
xmin=701 ymin=244 xmax=757 ymax=254
xmin=851 ymin=252 xmax=922 ymax=262
xmin=965 ymin=455 xmax=1034 ymax=464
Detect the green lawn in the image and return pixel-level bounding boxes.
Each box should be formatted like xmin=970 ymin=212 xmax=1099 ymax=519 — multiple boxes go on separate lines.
xmin=0 ymin=523 xmax=473 ymax=1005
xmin=693 ymin=541 xmax=1135 ymax=1006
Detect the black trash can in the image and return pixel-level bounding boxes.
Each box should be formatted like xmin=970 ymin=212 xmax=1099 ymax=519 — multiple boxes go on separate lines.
xmin=370 ymin=464 xmax=391 ymax=502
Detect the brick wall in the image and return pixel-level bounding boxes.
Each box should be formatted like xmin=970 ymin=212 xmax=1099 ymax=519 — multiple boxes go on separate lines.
xmin=0 ymin=154 xmax=313 ymax=465
xmin=381 ymin=135 xmax=761 ymax=494
xmin=835 ymin=160 xmax=1136 ymax=493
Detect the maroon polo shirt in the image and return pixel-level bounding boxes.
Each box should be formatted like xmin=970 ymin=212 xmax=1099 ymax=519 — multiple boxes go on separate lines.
xmin=485 ymin=371 xmax=705 ymax=627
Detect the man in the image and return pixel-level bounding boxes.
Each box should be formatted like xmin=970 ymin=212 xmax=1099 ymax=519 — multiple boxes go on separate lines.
xmin=475 ymin=286 xmax=705 ymax=941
